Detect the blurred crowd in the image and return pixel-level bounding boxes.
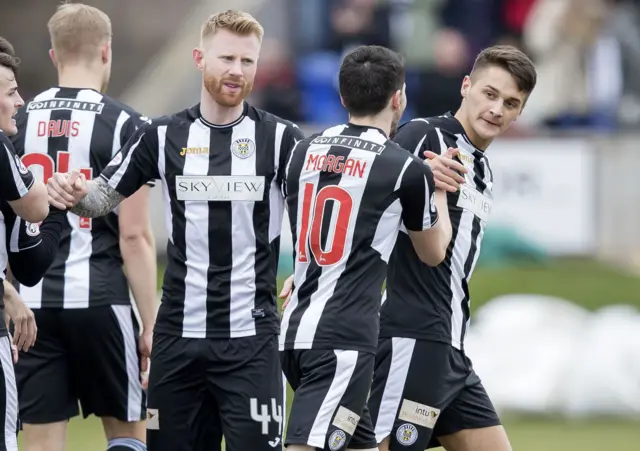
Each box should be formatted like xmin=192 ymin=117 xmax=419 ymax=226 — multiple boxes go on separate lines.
xmin=252 ymin=0 xmax=640 ymax=131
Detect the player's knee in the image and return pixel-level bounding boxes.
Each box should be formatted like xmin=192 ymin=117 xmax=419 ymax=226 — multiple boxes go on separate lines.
xmin=436 ymin=425 xmax=511 ymax=451
xmin=284 ymin=445 xmax=315 ymax=451
xmin=377 ymin=436 xmax=390 ymax=451
xmin=21 ymin=422 xmax=67 ymax=451
xmin=106 ymin=437 xmax=147 ymax=451
xmin=102 ymin=417 xmax=146 ymax=442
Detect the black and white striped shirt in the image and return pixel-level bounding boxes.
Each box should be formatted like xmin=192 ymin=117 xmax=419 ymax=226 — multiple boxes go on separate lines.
xmin=10 ymin=87 xmax=149 ymax=309
xmin=100 ymin=102 xmax=303 ymax=339
xmin=280 ymin=124 xmax=439 ymax=354
xmin=0 ymin=130 xmax=36 ymax=335
xmin=380 ymin=113 xmax=494 ymax=350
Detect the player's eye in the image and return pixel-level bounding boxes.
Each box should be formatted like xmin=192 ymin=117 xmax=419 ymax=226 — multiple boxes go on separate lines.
xmin=485 ymin=91 xmax=495 ymax=99
xmin=242 ymin=59 xmax=253 ymax=65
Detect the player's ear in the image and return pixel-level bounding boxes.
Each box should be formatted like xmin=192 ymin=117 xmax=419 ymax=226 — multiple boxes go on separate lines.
xmin=460 ymin=75 xmax=471 ymax=98
xmin=101 ymin=40 xmax=111 ymax=65
xmin=391 ymin=89 xmax=402 ymax=111
xmin=339 ymin=94 xmax=346 ymax=108
xmin=193 ymin=48 xmax=205 ymax=71
xmin=49 ymin=49 xmax=58 ymax=69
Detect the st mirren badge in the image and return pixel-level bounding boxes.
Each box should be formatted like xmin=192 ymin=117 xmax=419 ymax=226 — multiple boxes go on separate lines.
xmin=231 ymin=138 xmax=256 ymax=159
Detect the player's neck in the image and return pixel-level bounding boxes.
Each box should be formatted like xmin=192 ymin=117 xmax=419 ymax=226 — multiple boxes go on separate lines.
xmin=454 ymin=108 xmax=493 ymax=151
xmin=57 ymin=66 xmax=104 ymax=93
xmin=200 ymin=91 xmax=245 ymax=126
xmin=348 ymin=115 xmax=391 ymax=137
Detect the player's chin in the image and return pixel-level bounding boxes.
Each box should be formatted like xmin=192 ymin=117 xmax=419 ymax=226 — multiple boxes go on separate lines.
xmin=216 ymin=92 xmax=247 ymax=108
xmin=476 ymin=119 xmax=502 ymax=139
xmin=1 ymin=119 xmax=17 ymax=136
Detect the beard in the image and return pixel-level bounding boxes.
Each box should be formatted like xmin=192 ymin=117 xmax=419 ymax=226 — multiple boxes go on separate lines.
xmin=204 ymin=72 xmax=253 ymax=108
xmin=390 ymin=108 xmax=404 ymax=137
xmin=390 ymin=117 xmax=399 ymax=138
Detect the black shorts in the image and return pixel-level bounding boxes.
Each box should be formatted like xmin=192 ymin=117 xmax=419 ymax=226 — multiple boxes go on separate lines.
xmin=146 ymin=333 xmax=284 ymax=451
xmin=281 ymin=349 xmax=377 ymax=451
xmin=368 ymin=338 xmax=501 ymax=450
xmin=14 ymin=306 xmax=146 ymax=424
xmin=0 ymin=336 xmax=18 ymax=451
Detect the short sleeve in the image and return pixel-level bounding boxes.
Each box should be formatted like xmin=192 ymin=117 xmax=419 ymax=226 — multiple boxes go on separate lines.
xmin=278 ymin=123 xmax=305 ymax=188
xmin=398 ymin=157 xmax=439 ymax=232
xmin=120 ymin=113 xmax=156 ymax=188
xmin=0 ymin=138 xmax=34 ymax=202
xmin=100 ymin=121 xmax=160 ymax=198
xmin=7 ymin=215 xmax=42 ymax=253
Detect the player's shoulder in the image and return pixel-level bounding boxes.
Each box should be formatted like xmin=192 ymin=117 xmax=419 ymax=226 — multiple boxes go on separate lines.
xmin=141 ymin=106 xmax=195 ymax=132
xmin=382 ymin=138 xmax=421 ymax=165
xmin=99 ymin=94 xmax=146 ymax=120
xmin=394 ymin=112 xmax=461 ymax=138
xmin=0 ymin=130 xmax=17 ymax=154
xmin=249 ymin=104 xmax=301 ymax=132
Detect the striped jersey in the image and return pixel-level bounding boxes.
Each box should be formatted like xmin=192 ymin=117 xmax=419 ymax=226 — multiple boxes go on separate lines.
xmin=100 ymin=102 xmax=303 ymax=339
xmin=380 ymin=112 xmax=494 ymax=350
xmin=279 ymin=123 xmax=439 ymax=354
xmin=0 ymin=130 xmax=37 ymax=335
xmin=10 ymin=87 xmax=149 ymax=309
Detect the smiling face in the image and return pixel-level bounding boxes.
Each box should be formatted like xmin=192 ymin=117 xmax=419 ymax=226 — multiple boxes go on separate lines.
xmin=0 ymin=65 xmax=24 ymax=135
xmin=458 ymin=65 xmax=526 ymax=147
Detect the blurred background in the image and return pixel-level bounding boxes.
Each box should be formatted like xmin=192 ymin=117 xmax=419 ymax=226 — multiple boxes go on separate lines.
xmin=3 ymin=0 xmax=640 ymax=450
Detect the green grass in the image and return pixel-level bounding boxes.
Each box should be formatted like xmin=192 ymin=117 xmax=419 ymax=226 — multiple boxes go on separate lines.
xmin=28 ymin=257 xmax=640 ymax=450
xmin=28 ymin=414 xmax=640 ymax=451
xmin=468 ymin=258 xmax=640 ymax=312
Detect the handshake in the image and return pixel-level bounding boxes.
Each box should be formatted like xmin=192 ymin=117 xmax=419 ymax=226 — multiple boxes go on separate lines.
xmin=46 ymin=170 xmax=89 ymax=210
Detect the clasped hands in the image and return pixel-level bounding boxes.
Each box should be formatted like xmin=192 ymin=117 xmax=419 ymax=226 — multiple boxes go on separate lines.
xmin=47 ymin=170 xmax=89 ymax=209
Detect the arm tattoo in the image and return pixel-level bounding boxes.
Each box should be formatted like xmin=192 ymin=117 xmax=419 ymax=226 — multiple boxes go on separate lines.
xmin=70 ymin=178 xmax=125 ymax=218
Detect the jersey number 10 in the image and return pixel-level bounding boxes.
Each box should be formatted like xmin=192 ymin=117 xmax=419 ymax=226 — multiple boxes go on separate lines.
xmin=21 ymin=151 xmax=94 ymax=229
xmin=298 ymin=183 xmax=353 ymax=266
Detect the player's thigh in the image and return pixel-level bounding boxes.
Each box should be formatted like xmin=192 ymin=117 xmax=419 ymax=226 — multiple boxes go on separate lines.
xmin=369 ymin=338 xmax=460 ymax=451
xmin=432 ymin=379 xmax=505 ymax=451
xmin=436 ymin=425 xmax=511 ymax=451
xmin=14 ymin=309 xmax=78 ymax=424
xmin=283 ymin=348 xmax=376 ymax=451
xmin=0 ymin=336 xmax=18 ymax=451
xmin=210 ymin=334 xmax=284 ymax=451
xmin=66 ymin=305 xmax=146 ymax=422
xmin=146 ymin=333 xmax=218 ymax=451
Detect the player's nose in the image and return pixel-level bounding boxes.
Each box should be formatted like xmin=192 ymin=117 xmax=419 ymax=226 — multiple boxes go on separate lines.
xmin=228 ymin=60 xmax=243 ymax=77
xmin=15 ymin=93 xmax=24 ymax=109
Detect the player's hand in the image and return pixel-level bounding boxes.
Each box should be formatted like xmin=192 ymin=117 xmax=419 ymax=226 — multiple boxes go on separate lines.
xmin=279 ymin=275 xmax=294 ymax=311
xmin=423 ymin=147 xmax=468 ymax=193
xmin=4 ymin=295 xmax=37 ymax=352
xmin=139 ymin=330 xmax=152 ymax=389
xmin=47 ymin=171 xmax=88 ymax=209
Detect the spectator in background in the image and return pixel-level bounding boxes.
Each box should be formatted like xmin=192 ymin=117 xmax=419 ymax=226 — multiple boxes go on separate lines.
xmin=251 ymin=38 xmax=302 ymax=122
xmin=500 ymin=0 xmax=538 ymax=50
xmin=326 ymin=0 xmax=392 ymax=55
xmin=521 ymin=0 xmax=622 ymax=129
xmin=407 ymin=0 xmax=509 ymax=118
